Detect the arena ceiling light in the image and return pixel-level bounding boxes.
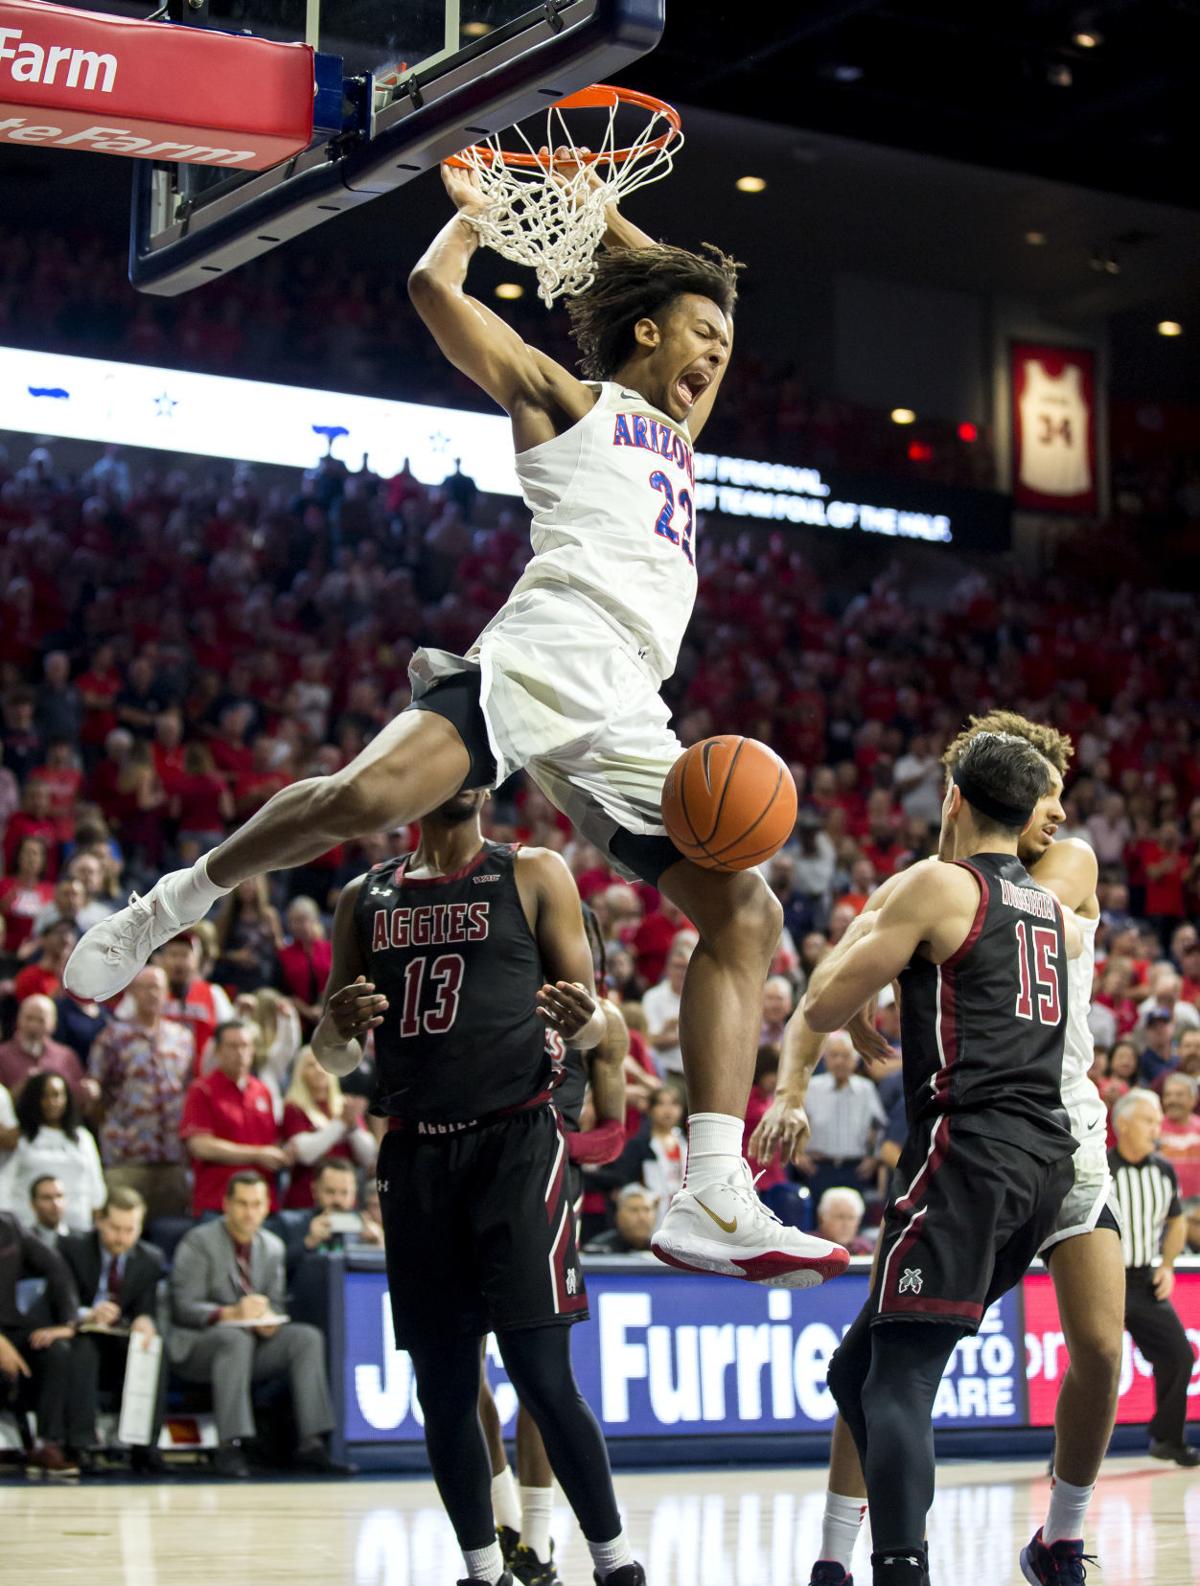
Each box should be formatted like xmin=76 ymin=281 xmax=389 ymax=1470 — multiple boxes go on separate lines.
xmin=1157 ymin=320 xmax=1184 ymax=337
xmin=1024 ymin=230 xmax=1048 ymax=246
xmin=890 ymin=408 xmax=917 ymax=425
xmin=1072 ymin=30 xmax=1102 ymax=48
xmin=494 ymin=282 xmax=524 ymax=300
xmin=735 ymin=175 xmax=767 ymax=193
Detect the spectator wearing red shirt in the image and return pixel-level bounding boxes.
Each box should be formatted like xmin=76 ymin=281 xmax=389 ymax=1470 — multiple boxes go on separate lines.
xmin=234 ymin=736 xmax=295 ymax=822
xmin=76 ymin=643 xmax=121 ymax=755
xmin=28 ymin=743 xmax=83 ymax=846
xmin=12 ymin=921 xmax=77 ymax=1003
xmin=274 ymin=897 xmax=333 ymax=1034
xmin=168 ymin=742 xmax=234 ymax=862
xmin=209 ymin=703 xmax=255 ymax=782
xmin=4 ymin=784 xmax=58 ymax=878
xmin=155 ymin=933 xmax=235 ymax=1074
xmin=630 ymin=897 xmax=692 ymax=990
xmin=150 ymin=709 xmax=187 ymax=790
xmin=178 ymin=1020 xmax=288 ymax=1214
xmin=1159 ymin=1073 xmax=1200 ymax=1197
xmin=1146 ymin=823 xmax=1189 ymax=941
xmin=0 ymin=836 xmax=54 ymax=954
xmin=280 ymin=1048 xmax=376 ymax=1209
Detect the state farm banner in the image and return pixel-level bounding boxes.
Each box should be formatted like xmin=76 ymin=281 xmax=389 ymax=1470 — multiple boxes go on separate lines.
xmin=1011 ymin=342 xmax=1098 ymax=514
xmin=0 ymin=0 xmax=313 ymax=168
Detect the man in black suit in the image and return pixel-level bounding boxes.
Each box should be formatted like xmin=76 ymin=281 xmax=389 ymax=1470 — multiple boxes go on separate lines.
xmin=0 ymin=1208 xmax=79 ymax=1474
xmin=59 ymin=1186 xmax=167 ymax=1472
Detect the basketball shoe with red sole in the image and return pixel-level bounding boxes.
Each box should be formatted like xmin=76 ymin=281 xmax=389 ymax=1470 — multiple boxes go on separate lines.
xmin=1020 ymin=1528 xmax=1094 ymax=1584
xmin=651 ymin=1162 xmax=850 ymax=1287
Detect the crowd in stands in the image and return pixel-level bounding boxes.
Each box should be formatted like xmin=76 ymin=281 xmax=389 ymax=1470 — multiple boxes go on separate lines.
xmin=3 ymin=430 xmax=1200 ymax=1473
xmin=0 ymin=225 xmax=993 ymax=487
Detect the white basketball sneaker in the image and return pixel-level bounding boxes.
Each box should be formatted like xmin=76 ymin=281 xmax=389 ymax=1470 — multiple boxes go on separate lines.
xmin=651 ymin=1161 xmax=850 ymax=1288
xmin=63 ymin=875 xmax=195 ymax=1000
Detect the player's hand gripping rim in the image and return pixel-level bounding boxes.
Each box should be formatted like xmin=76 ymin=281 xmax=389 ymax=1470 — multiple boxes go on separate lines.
xmin=536 ymin=980 xmax=597 ymax=1042
xmin=328 ymin=976 xmax=389 ymax=1041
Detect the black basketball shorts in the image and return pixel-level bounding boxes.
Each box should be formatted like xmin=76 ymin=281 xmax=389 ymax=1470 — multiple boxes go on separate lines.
xmin=870 ymin=1118 xmax=1075 ymax=1334
xmin=376 ymin=1103 xmax=588 ymax=1348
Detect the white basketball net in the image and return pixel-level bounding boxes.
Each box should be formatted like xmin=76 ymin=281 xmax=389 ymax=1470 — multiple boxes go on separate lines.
xmin=454 ymin=92 xmax=682 ymax=306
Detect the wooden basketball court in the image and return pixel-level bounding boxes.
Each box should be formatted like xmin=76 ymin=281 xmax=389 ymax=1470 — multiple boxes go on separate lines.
xmin=4 ymin=1455 xmax=1197 ymax=1585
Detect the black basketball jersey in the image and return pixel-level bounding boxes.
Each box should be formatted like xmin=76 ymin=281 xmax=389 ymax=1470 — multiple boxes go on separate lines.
xmin=554 ymin=1045 xmax=588 ymax=1133
xmin=898 ymin=852 xmax=1075 ymax=1158
xmin=354 ymin=841 xmax=551 ymax=1124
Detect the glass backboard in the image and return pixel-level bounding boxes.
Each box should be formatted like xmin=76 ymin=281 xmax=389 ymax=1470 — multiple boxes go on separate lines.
xmin=128 ymin=0 xmax=664 ymax=295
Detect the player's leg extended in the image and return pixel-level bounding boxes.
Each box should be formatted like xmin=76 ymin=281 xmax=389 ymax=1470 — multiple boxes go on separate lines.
xmin=650 ymin=861 xmax=850 ymax=1286
xmin=64 ymin=709 xmax=470 ymax=998
xmin=497 ymin=1327 xmax=641 ymax=1585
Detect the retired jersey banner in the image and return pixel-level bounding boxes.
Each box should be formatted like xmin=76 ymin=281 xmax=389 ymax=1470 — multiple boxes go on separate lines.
xmin=1011 ymin=343 xmax=1098 ymax=514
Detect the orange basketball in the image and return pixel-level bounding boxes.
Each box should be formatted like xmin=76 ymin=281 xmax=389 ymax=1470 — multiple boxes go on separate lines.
xmin=661 ymin=735 xmax=798 ymax=871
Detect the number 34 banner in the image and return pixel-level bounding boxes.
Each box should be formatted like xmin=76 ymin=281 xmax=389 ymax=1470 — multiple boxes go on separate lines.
xmin=1011 ymin=343 xmax=1098 ymax=514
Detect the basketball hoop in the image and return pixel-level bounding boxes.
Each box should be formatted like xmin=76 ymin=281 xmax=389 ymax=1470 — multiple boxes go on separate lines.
xmin=446 ymin=84 xmax=683 ymax=306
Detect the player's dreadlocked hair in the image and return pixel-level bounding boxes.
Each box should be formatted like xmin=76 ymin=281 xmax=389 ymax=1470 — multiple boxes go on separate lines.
xmin=566 ymin=242 xmax=742 ymax=380
xmin=941 ymin=711 xmax=1075 ymax=776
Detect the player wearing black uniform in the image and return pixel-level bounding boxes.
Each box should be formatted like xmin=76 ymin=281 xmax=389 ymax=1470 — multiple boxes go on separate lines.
xmin=313 ymin=790 xmax=643 ymax=1586
xmin=799 ymin=732 xmax=1083 ymax=1586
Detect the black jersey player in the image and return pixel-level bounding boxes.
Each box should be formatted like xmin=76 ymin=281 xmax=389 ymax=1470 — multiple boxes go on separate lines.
xmin=798 ymin=732 xmax=1084 ymax=1586
xmin=313 ymin=790 xmax=642 ymax=1586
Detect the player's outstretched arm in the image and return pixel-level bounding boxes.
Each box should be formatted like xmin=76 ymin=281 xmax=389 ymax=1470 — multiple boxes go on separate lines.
xmin=806 ymin=864 xmax=979 ymax=1031
xmin=408 ymin=165 xmax=592 ymax=446
xmin=312 ymin=877 xmax=386 ymax=1078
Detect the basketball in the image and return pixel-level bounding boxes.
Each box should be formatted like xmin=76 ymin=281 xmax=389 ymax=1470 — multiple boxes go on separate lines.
xmin=661 ymin=735 xmax=798 ymax=871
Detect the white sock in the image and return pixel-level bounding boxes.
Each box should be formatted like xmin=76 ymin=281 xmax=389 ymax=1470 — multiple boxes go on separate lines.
xmin=819 ymin=1490 xmax=868 ymax=1569
xmin=587 ymin=1530 xmax=635 ymax=1578
xmin=519 ymin=1484 xmax=553 ymax=1562
xmin=491 ymin=1467 xmax=521 ymax=1531
xmin=165 ymin=853 xmax=230 ymax=922
xmin=684 ymin=1112 xmax=745 ymax=1189
xmin=1044 ymin=1472 xmax=1093 ymax=1545
xmin=462 ymin=1540 xmax=505 ymax=1583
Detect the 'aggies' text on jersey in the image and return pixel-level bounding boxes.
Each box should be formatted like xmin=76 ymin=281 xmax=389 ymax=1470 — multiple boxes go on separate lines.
xmin=354 ymin=842 xmax=552 ymax=1125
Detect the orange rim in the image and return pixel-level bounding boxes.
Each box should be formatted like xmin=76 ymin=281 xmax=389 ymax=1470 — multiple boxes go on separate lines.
xmin=444 ymin=83 xmax=681 ymax=169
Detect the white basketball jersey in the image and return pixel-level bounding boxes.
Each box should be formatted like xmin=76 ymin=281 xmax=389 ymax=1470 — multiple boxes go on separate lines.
xmin=504 ymin=381 xmax=698 ymax=683
xmin=1018 ymin=361 xmax=1091 ymax=498
xmin=1062 ymin=911 xmax=1106 ymax=1139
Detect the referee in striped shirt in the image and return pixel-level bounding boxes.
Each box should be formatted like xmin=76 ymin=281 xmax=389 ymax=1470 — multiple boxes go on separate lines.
xmin=1109 ymin=1087 xmax=1199 ymax=1466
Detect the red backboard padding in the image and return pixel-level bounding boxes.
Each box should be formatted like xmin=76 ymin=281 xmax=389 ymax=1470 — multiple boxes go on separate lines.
xmin=0 ymin=0 xmax=313 ymax=168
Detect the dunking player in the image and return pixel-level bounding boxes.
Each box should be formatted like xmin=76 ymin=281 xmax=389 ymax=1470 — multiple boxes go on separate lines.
xmin=796 ymin=732 xmax=1083 ymax=1586
xmin=312 ymin=788 xmax=642 ymax=1586
xmin=483 ymin=919 xmax=630 ymax=1586
xmin=757 ymin=713 xmax=1122 ymax=1586
xmin=67 ymin=158 xmax=839 ymax=1288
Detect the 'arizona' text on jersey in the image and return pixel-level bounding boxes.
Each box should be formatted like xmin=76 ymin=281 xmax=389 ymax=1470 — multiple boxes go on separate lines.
xmin=504 ymin=381 xmax=698 ymax=685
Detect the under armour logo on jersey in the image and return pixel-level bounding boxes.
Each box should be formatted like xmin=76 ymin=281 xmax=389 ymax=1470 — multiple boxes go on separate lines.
xmin=898 ymin=1267 xmax=924 ymax=1295
xmin=369 ymin=884 xmax=390 ymax=896
xmin=376 ymin=1179 xmax=389 ymax=1195
xmin=473 ymin=873 xmax=502 ymax=883
xmin=565 ymin=1268 xmax=579 ymax=1296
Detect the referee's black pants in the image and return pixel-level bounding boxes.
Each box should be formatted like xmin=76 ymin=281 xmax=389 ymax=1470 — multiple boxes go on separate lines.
xmin=1124 ymin=1266 xmax=1196 ymax=1446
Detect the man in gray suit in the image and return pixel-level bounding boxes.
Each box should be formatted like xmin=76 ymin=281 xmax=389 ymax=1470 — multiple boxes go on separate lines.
xmin=167 ymin=1170 xmax=347 ymax=1478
